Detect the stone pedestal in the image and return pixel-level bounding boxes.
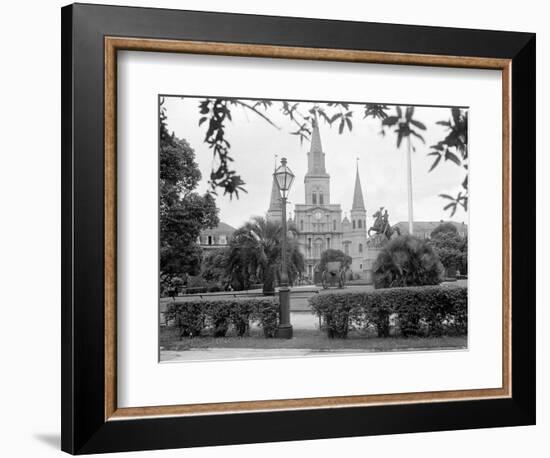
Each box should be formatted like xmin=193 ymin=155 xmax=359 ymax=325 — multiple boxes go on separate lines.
xmin=364 ymin=234 xmax=387 ymax=284
xmin=364 ymin=247 xmax=382 ymax=284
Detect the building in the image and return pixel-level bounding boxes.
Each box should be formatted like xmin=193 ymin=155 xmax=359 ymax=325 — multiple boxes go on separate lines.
xmin=198 ymin=222 xmax=236 ymax=251
xmin=267 ymin=115 xmax=368 ymax=279
xmin=393 ymin=221 xmax=468 ymax=239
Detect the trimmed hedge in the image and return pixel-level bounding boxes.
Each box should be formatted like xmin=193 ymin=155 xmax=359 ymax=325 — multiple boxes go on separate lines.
xmin=165 ymin=297 xmax=279 ymax=338
xmin=309 ymin=285 xmax=467 ymax=339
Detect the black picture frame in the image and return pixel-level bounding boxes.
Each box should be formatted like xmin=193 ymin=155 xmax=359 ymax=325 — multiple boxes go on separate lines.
xmin=61 ymin=3 xmax=535 ymax=454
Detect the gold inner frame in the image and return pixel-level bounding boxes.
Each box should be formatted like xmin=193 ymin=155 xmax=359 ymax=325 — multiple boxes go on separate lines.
xmin=104 ymin=37 xmax=512 ymax=421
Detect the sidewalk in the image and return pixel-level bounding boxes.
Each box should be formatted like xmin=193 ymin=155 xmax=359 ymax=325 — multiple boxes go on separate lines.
xmin=160 ymin=347 xmax=369 ymax=362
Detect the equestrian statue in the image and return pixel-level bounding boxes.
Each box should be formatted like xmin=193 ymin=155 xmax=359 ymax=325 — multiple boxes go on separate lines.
xmin=368 ymin=207 xmax=401 ymax=240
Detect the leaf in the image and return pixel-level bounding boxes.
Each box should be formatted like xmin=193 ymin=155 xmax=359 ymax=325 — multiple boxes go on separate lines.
xmin=345 ymin=117 xmax=353 ymax=131
xmin=451 ymin=107 xmax=461 ymax=126
xmin=396 ymin=130 xmax=404 ymax=148
xmin=444 ymin=150 xmax=461 ymax=166
xmin=428 ymin=154 xmax=442 ymax=172
xmin=410 ymin=119 xmax=426 ymax=130
xmin=396 ymin=106 xmax=403 ymax=118
xmin=330 ymin=113 xmax=342 ymax=124
xmin=199 ymin=116 xmax=207 ymax=126
xmin=382 ymin=116 xmax=399 ymax=126
xmin=410 ymin=130 xmax=425 ymax=143
xmin=439 ymin=193 xmax=455 ymax=200
xmin=339 ymin=119 xmax=345 ymax=134
xmin=405 ymin=106 xmax=414 ymax=121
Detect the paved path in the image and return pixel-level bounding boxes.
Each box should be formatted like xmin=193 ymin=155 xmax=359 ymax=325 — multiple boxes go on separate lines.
xmin=160 ymin=347 xmax=369 ymax=362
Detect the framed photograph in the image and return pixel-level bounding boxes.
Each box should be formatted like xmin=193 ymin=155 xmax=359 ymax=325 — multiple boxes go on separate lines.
xmin=61 ymin=3 xmax=536 ymax=454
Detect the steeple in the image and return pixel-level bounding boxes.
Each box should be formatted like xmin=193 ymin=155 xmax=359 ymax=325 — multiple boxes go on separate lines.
xmin=352 ymin=162 xmax=366 ymax=211
xmin=307 ymin=112 xmax=327 ymax=176
xmin=266 ymin=175 xmax=282 ymax=221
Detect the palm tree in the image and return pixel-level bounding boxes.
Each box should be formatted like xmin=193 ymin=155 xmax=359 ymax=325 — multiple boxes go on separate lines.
xmin=382 ymin=106 xmax=426 ymax=235
xmin=373 ymin=235 xmax=444 ymax=289
xmin=227 ymin=216 xmax=305 ymax=294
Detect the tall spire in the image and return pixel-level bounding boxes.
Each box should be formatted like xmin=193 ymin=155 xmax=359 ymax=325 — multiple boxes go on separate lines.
xmin=307 ymin=111 xmax=327 ymax=175
xmin=266 ymin=175 xmax=282 ymax=221
xmin=352 ymin=161 xmax=366 ymax=211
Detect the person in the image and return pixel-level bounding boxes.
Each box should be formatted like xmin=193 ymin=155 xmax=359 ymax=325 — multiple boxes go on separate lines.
xmin=383 ymin=209 xmax=389 ymax=233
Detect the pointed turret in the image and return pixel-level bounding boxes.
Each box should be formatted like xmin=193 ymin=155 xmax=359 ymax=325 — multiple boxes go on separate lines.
xmin=307 ymin=112 xmax=327 ymax=176
xmin=266 ymin=176 xmax=282 ymax=222
xmin=304 ymin=110 xmax=331 ymax=205
xmin=352 ymin=165 xmax=366 ymax=211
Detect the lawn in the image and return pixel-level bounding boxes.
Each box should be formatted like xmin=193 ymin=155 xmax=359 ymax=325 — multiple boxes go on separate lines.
xmin=160 ymin=326 xmax=467 ymax=353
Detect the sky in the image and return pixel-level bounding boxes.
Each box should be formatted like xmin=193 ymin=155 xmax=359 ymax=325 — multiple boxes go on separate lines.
xmin=163 ymin=96 xmax=467 ymax=230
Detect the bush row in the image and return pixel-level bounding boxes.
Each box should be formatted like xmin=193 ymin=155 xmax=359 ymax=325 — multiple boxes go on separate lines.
xmin=309 ymin=285 xmax=467 ymax=338
xmin=165 ymin=297 xmax=279 ymax=338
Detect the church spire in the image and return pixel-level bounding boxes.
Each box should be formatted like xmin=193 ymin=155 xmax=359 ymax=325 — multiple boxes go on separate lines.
xmin=266 ymin=175 xmax=282 ymax=221
xmin=352 ymin=161 xmax=366 ymax=211
xmin=307 ymin=111 xmax=327 ymax=175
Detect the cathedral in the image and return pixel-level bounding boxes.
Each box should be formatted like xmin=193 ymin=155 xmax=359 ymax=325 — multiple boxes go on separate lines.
xmin=267 ymin=117 xmax=369 ymax=280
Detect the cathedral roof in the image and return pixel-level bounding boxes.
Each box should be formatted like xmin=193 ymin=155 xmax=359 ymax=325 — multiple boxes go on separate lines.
xmin=351 ymin=165 xmax=366 ymax=211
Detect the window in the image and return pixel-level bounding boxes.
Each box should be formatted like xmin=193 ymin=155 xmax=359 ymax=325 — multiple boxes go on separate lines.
xmin=359 ymin=243 xmax=363 ymax=253
xmin=360 ymin=263 xmax=363 ymax=270
xmin=219 ymin=235 xmax=227 ymax=245
xmin=312 ymin=192 xmax=317 ymax=205
xmin=352 ymin=220 xmax=356 ymax=230
xmin=344 ymin=243 xmax=349 ymax=255
xmin=300 ymin=220 xmax=304 ymax=231
xmin=319 ymin=192 xmax=324 ymax=205
xmin=326 ymin=238 xmax=330 ymax=249
xmin=333 ymin=220 xmax=336 ymax=231
xmin=358 ymin=219 xmax=362 ymax=228
xmin=207 ymin=235 xmax=213 ymax=245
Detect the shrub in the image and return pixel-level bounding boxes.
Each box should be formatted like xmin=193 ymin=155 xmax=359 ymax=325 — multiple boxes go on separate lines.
xmin=430 ymin=222 xmax=459 ymax=238
xmin=229 ymin=299 xmax=256 ymax=337
xmin=167 ymin=296 xmax=279 ymax=338
xmin=181 ymin=276 xmax=223 ymax=294
xmin=165 ymin=301 xmax=206 ymax=337
xmin=309 ymin=285 xmax=467 ymax=338
xmin=253 ymin=298 xmax=280 ymax=337
xmin=308 ymin=293 xmax=363 ymax=338
xmin=205 ymin=301 xmax=232 ymax=337
xmin=373 ymin=235 xmax=444 ymax=289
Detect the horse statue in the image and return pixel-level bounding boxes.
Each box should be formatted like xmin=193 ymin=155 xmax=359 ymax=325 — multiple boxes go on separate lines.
xmin=368 ymin=207 xmax=401 ymax=240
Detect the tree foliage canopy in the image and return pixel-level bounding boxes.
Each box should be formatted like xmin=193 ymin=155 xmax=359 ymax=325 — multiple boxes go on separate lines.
xmin=430 ymin=222 xmax=459 ymax=238
xmin=226 ymin=216 xmax=305 ymax=293
xmin=429 ymin=225 xmax=468 ymax=275
xmin=318 ymin=249 xmax=352 ymax=273
xmin=162 ymin=97 xmax=468 ymax=216
xmin=160 ymin=110 xmax=219 ymax=288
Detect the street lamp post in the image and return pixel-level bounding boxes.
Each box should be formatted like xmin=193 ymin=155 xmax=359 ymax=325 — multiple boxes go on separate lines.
xmin=273 ymin=157 xmax=295 ymax=339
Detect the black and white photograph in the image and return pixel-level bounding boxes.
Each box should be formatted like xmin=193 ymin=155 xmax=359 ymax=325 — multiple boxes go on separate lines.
xmin=159 ymin=96 xmax=469 ymax=361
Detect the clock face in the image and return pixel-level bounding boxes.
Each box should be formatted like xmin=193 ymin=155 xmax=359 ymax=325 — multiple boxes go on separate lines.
xmin=314 ymin=211 xmax=323 ymax=220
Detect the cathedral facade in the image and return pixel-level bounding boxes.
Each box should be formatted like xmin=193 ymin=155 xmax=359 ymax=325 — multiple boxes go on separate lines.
xmin=267 ymin=117 xmax=369 ymax=280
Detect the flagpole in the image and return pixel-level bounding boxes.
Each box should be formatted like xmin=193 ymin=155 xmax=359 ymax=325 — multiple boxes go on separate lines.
xmin=406 ymin=136 xmax=414 ymax=235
